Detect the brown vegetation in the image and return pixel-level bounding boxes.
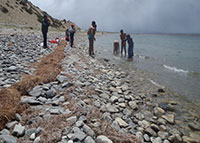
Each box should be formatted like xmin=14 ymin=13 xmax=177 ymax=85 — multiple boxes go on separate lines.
xmin=0 ymin=41 xmax=66 ymax=130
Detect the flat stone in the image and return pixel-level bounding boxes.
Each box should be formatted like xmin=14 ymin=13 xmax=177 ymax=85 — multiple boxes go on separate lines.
xmin=56 ymin=75 xmax=68 ymax=83
xmin=106 ymin=104 xmax=119 ymax=113
xmin=29 ymin=86 xmax=42 ymax=97
xmin=7 ymin=66 xmax=18 ymax=72
xmin=111 ymin=120 xmax=120 ymax=132
xmin=25 ymin=128 xmax=37 ymax=137
xmin=152 ymin=137 xmax=162 ymax=143
xmin=66 ymin=116 xmax=77 ymax=125
xmin=162 ymin=114 xmax=175 ymax=124
xmin=110 ymin=96 xmax=118 ymax=103
xmin=144 ymin=127 xmax=157 ymax=137
xmin=188 ymin=122 xmax=200 ymax=131
xmin=0 ymin=129 xmax=10 ymax=135
xmin=62 ymin=82 xmax=73 ymax=88
xmin=96 ymin=135 xmax=113 ymax=143
xmin=6 ymin=121 xmax=18 ymax=129
xmin=83 ymin=124 xmax=95 ymax=137
xmin=128 ymin=101 xmax=138 ymax=110
xmin=115 ymin=117 xmax=128 ymax=128
xmin=37 ymin=97 xmax=47 ymax=103
xmin=12 ymin=123 xmax=25 ymax=137
xmin=0 ymin=135 xmax=17 ymax=143
xmin=46 ymin=88 xmax=56 ymax=98
xmin=84 ymin=136 xmax=95 ymax=143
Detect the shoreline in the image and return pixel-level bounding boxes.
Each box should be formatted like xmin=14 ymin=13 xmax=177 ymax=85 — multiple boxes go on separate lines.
xmin=0 ymin=27 xmax=200 ymax=143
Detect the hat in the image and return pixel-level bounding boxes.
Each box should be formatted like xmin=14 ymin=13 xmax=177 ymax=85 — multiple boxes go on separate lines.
xmin=71 ymin=24 xmax=75 ymax=27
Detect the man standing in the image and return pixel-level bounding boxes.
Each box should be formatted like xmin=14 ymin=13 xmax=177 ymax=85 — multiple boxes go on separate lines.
xmin=69 ymin=24 xmax=75 ymax=47
xmin=87 ymin=21 xmax=97 ymax=57
xmin=120 ymin=29 xmax=127 ymax=57
xmin=41 ymin=15 xmax=50 ymax=48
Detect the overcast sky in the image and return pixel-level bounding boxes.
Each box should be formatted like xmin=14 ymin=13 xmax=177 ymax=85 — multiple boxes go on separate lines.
xmin=29 ymin=0 xmax=200 ymax=33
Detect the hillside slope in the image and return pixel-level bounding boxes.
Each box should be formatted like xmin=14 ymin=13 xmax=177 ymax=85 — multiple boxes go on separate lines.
xmin=0 ymin=0 xmax=80 ymax=30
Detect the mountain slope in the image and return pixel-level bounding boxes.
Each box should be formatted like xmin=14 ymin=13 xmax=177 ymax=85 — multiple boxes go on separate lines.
xmin=0 ymin=0 xmax=80 ymax=30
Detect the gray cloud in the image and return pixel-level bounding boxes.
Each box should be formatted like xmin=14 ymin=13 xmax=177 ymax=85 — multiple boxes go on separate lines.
xmin=30 ymin=0 xmax=200 ymax=33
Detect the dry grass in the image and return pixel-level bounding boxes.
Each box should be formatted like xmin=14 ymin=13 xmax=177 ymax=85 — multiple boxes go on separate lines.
xmin=0 ymin=41 xmax=66 ymax=130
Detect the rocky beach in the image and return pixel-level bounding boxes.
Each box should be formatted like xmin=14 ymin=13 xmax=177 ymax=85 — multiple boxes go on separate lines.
xmin=0 ymin=27 xmax=200 ymax=143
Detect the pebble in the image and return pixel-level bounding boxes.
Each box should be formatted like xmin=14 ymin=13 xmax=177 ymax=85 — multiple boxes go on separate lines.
xmin=96 ymin=135 xmax=113 ymax=143
xmin=12 ymin=123 xmax=25 ymax=137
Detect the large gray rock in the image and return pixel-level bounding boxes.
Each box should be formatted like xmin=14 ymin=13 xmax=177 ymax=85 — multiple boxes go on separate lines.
xmin=96 ymin=135 xmax=113 ymax=143
xmin=12 ymin=123 xmax=25 ymax=137
xmin=0 ymin=135 xmax=17 ymax=143
xmin=84 ymin=136 xmax=95 ymax=143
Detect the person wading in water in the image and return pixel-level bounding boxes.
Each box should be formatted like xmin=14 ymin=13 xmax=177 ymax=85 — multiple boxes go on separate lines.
xmin=120 ymin=29 xmax=127 ymax=57
xmin=41 ymin=15 xmax=50 ymax=48
xmin=87 ymin=21 xmax=97 ymax=58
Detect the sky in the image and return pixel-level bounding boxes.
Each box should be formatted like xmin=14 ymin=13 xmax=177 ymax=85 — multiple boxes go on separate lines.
xmin=29 ymin=0 xmax=200 ymax=33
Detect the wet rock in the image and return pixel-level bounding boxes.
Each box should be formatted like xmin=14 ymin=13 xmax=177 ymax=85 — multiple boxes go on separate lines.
xmin=12 ymin=123 xmax=25 ymax=137
xmin=0 ymin=135 xmax=17 ymax=143
xmin=96 ymin=135 xmax=113 ymax=143
xmin=188 ymin=122 xmax=200 ymax=131
xmin=84 ymin=136 xmax=95 ymax=143
xmin=162 ymin=114 xmax=175 ymax=124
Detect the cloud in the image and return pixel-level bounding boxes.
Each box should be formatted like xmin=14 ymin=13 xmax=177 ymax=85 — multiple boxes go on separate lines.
xmin=30 ymin=0 xmax=200 ymax=33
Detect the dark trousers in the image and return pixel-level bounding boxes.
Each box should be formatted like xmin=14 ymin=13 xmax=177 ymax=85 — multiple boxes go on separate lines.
xmin=42 ymin=32 xmax=47 ymax=47
xmin=70 ymin=38 xmax=74 ymax=47
xmin=89 ymin=39 xmax=94 ymax=56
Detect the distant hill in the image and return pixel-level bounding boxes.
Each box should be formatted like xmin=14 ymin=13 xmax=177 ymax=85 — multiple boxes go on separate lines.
xmin=0 ymin=0 xmax=80 ymax=30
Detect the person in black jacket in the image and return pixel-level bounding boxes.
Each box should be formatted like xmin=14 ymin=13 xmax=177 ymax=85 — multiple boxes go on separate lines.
xmin=41 ymin=15 xmax=50 ymax=48
xmin=69 ymin=24 xmax=75 ymax=47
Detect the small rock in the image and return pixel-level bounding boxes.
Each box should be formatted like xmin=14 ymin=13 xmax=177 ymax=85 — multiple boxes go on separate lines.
xmin=163 ymin=139 xmax=170 ymax=143
xmin=30 ymin=133 xmax=36 ymax=140
xmin=136 ymin=132 xmax=144 ymax=143
xmin=162 ymin=114 xmax=175 ymax=124
xmin=188 ymin=122 xmax=200 ymax=131
xmin=46 ymin=88 xmax=56 ymax=98
xmin=29 ymin=86 xmax=42 ymax=97
xmin=115 ymin=117 xmax=128 ymax=128
xmin=158 ymin=131 xmax=169 ymax=139
xmin=25 ymin=128 xmax=37 ymax=137
xmin=34 ymin=136 xmax=40 ymax=143
xmin=84 ymin=136 xmax=95 ymax=143
xmin=128 ymin=101 xmax=138 ymax=110
xmin=96 ymin=135 xmax=113 ymax=143
xmin=15 ymin=113 xmax=22 ymax=122
xmin=56 ymin=75 xmax=68 ymax=83
xmin=66 ymin=116 xmax=77 ymax=125
xmin=83 ymin=124 xmax=95 ymax=137
xmin=106 ymin=104 xmax=119 ymax=113
xmin=6 ymin=121 xmax=18 ymax=129
xmin=111 ymin=120 xmax=120 ymax=132
xmin=152 ymin=137 xmax=162 ymax=143
xmin=7 ymin=66 xmax=18 ymax=72
xmin=144 ymin=127 xmax=157 ymax=137
xmin=0 ymin=129 xmax=10 ymax=135
xmin=12 ymin=123 xmax=25 ymax=137
xmin=0 ymin=135 xmax=17 ymax=143
xmin=143 ymin=134 xmax=150 ymax=142
xmin=110 ymin=96 xmax=118 ymax=103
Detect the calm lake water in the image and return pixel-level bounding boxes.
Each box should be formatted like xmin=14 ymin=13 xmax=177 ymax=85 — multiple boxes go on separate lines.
xmin=95 ymin=33 xmax=200 ymax=103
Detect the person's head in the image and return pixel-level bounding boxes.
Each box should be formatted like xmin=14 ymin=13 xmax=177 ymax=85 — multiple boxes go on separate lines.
xmin=44 ymin=15 xmax=47 ymax=19
xmin=92 ymin=21 xmax=97 ymax=28
xmin=127 ymin=34 xmax=131 ymax=39
xmin=71 ymin=24 xmax=75 ymax=27
xmin=120 ymin=29 xmax=124 ymax=34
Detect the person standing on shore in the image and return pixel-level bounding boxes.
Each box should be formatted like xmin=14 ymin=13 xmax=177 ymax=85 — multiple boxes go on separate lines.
xmin=41 ymin=15 xmax=50 ymax=48
xmin=120 ymin=29 xmax=127 ymax=57
xmin=126 ymin=34 xmax=134 ymax=59
xmin=69 ymin=24 xmax=75 ymax=47
xmin=87 ymin=21 xmax=97 ymax=57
